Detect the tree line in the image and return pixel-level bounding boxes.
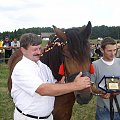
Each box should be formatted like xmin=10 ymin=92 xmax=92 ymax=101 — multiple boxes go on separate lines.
xmin=0 ymin=25 xmax=120 ymax=40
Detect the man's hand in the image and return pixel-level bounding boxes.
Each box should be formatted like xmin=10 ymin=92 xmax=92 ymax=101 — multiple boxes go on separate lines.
xmin=100 ymin=93 xmax=111 ymax=99
xmin=59 ymin=76 xmax=65 ymax=84
xmin=74 ymin=72 xmax=91 ymax=90
xmin=111 ymin=92 xmax=120 ymax=96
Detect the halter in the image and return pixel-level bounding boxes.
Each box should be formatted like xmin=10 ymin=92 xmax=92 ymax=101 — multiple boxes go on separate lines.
xmin=41 ymin=40 xmax=66 ymax=54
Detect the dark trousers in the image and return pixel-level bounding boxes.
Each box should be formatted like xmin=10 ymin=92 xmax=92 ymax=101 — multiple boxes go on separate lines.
xmin=5 ymin=50 xmax=12 ymax=63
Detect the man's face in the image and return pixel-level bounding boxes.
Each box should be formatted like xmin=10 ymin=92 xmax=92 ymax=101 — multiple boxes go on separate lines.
xmin=21 ymin=45 xmax=42 ymax=62
xmin=102 ymin=44 xmax=117 ymax=61
xmin=14 ymin=39 xmax=17 ymax=43
xmin=5 ymin=38 xmax=9 ymax=41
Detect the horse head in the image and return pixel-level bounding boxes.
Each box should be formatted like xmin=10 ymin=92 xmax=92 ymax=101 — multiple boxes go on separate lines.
xmin=53 ymin=21 xmax=93 ymax=104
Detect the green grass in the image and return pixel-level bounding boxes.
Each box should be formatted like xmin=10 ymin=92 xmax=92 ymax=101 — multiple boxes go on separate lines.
xmin=71 ymin=98 xmax=96 ymax=120
xmin=0 ymin=63 xmax=96 ymax=120
xmin=0 ymin=64 xmax=14 ymax=120
xmin=41 ymin=40 xmax=49 ymax=47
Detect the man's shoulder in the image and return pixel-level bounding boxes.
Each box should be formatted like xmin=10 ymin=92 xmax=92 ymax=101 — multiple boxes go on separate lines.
xmin=38 ymin=60 xmax=50 ymax=69
xmin=92 ymin=59 xmax=101 ymax=64
xmin=14 ymin=59 xmax=23 ymax=69
xmin=115 ymin=57 xmax=120 ymax=61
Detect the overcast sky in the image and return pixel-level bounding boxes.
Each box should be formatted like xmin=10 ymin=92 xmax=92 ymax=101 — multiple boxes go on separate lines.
xmin=0 ymin=0 xmax=120 ymax=32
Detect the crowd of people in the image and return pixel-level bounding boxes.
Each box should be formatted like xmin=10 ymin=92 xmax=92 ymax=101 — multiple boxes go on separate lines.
xmin=1 ymin=36 xmax=120 ymax=64
xmin=0 ymin=37 xmax=20 ymax=63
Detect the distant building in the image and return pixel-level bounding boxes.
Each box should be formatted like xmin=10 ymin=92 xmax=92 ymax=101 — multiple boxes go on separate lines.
xmin=41 ymin=32 xmax=55 ymax=40
xmin=97 ymin=37 xmax=103 ymax=41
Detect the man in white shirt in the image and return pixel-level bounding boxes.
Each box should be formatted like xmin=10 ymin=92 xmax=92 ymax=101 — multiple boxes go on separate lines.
xmin=11 ymin=38 xmax=20 ymax=54
xmin=11 ymin=33 xmax=91 ymax=120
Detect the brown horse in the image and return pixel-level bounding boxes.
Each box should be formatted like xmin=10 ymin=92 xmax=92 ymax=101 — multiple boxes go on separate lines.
xmin=8 ymin=21 xmax=95 ymax=120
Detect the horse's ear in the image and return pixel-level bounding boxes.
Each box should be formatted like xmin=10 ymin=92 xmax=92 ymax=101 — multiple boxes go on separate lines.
xmin=82 ymin=21 xmax=92 ymax=38
xmin=52 ymin=25 xmax=67 ymax=43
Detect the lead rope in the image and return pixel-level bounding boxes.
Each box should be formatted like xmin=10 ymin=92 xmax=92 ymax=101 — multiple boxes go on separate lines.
xmin=109 ymin=95 xmax=120 ymax=120
xmin=110 ymin=97 xmax=114 ymax=120
xmin=114 ymin=96 xmax=120 ymax=116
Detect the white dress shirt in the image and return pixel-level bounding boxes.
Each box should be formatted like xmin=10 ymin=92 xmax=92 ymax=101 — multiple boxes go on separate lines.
xmin=11 ymin=56 xmax=55 ymax=117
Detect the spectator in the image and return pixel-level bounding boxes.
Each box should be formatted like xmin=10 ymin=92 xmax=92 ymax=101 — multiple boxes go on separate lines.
xmin=11 ymin=38 xmax=20 ymax=54
xmin=0 ymin=40 xmax=4 ymax=63
xmin=3 ymin=37 xmax=12 ymax=63
xmin=90 ymin=43 xmax=96 ymax=62
xmin=95 ymin=40 xmax=103 ymax=57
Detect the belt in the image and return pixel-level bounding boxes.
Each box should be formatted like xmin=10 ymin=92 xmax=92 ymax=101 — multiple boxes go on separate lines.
xmin=16 ymin=107 xmax=51 ymax=119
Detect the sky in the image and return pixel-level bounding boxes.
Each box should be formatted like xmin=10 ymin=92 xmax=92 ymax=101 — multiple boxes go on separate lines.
xmin=0 ymin=0 xmax=120 ymax=32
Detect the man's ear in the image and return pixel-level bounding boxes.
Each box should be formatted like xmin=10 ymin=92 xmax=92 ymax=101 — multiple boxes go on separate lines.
xmin=20 ymin=47 xmax=26 ymax=54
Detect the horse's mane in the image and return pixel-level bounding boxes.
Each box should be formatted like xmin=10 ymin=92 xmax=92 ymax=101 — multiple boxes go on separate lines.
xmin=40 ymin=39 xmax=64 ymax=81
xmin=64 ymin=27 xmax=91 ymax=70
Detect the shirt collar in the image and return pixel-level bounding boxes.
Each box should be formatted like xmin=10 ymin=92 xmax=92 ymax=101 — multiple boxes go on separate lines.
xmin=22 ymin=56 xmax=37 ymax=65
xmin=101 ymin=57 xmax=114 ymax=66
xmin=22 ymin=56 xmax=43 ymax=67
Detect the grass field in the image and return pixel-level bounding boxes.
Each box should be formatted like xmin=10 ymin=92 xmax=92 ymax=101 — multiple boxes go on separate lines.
xmin=0 ymin=64 xmax=14 ymax=120
xmin=0 ymin=63 xmax=96 ymax=120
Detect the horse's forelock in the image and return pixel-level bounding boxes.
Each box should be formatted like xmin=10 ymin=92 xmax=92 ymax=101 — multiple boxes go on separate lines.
xmin=65 ymin=28 xmax=90 ymax=65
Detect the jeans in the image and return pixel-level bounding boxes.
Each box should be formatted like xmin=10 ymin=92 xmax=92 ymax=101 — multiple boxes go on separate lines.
xmin=96 ymin=106 xmax=120 ymax=120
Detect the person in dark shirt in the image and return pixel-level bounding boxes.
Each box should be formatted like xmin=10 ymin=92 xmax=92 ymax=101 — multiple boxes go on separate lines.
xmin=3 ymin=37 xmax=12 ymax=63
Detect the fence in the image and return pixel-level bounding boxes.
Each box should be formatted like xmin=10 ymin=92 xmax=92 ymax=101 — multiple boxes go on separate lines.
xmin=0 ymin=52 xmax=10 ymax=63
xmin=0 ymin=49 xmax=5 ymax=63
xmin=0 ymin=47 xmax=14 ymax=63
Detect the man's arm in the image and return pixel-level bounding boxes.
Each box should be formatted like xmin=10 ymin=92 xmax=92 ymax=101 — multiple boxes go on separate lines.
xmin=36 ymin=72 xmax=91 ymax=96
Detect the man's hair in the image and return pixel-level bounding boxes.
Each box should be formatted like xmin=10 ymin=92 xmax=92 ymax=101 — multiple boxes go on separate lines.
xmin=20 ymin=33 xmax=42 ymax=49
xmin=5 ymin=37 xmax=9 ymax=40
xmin=101 ymin=37 xmax=116 ymax=49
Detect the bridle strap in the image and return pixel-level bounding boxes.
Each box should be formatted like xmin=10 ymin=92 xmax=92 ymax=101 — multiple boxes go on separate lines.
xmin=110 ymin=97 xmax=114 ymax=120
xmin=114 ymin=96 xmax=120 ymax=115
xmin=65 ymin=72 xmax=79 ymax=82
xmin=65 ymin=71 xmax=91 ymax=83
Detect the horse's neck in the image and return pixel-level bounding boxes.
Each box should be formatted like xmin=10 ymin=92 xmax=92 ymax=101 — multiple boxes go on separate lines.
xmin=8 ymin=49 xmax=23 ymax=72
xmin=8 ymin=49 xmax=23 ymax=93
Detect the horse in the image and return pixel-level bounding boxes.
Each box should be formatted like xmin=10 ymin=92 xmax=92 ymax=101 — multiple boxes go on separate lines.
xmin=8 ymin=21 xmax=96 ymax=120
